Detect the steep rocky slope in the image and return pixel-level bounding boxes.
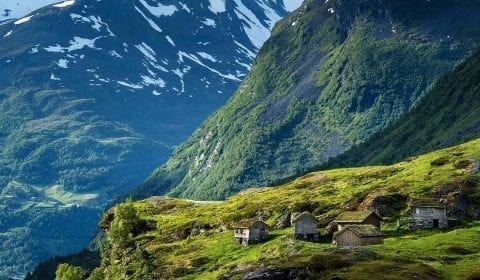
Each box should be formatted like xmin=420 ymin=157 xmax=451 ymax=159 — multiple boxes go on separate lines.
xmin=0 ymin=0 xmax=300 ymax=277
xmin=137 ymin=0 xmax=480 ymax=200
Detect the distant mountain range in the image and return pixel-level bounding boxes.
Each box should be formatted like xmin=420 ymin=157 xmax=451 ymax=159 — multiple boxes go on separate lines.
xmin=136 ymin=0 xmax=480 ymax=200
xmin=0 ymin=0 xmax=300 ymax=278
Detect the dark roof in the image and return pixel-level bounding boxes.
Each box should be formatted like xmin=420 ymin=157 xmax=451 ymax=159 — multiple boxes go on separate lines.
xmin=410 ymin=198 xmax=445 ymax=208
xmin=292 ymin=212 xmax=319 ymax=224
xmin=232 ymin=219 xmax=270 ymax=229
xmin=337 ymin=225 xmax=384 ymax=238
xmin=335 ymin=211 xmax=383 ymax=223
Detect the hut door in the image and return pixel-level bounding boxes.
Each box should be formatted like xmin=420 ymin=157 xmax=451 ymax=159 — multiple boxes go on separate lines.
xmin=260 ymin=228 xmax=265 ymax=238
xmin=433 ymin=219 xmax=439 ymax=228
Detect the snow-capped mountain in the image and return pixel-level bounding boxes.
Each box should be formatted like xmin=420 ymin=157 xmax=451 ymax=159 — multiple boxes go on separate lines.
xmin=0 ymin=0 xmax=301 ymax=278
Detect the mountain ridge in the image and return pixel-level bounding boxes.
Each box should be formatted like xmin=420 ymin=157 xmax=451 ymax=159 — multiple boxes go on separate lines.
xmin=135 ymin=0 xmax=480 ymax=200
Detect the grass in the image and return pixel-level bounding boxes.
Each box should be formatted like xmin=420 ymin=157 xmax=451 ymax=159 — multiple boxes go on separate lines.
xmin=92 ymin=138 xmax=480 ymax=279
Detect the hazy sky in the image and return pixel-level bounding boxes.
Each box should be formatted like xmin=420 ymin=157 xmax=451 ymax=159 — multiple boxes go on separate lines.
xmin=0 ymin=0 xmax=60 ymax=20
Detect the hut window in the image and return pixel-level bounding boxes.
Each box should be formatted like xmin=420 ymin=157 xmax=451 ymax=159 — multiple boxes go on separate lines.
xmin=415 ymin=208 xmax=420 ymax=214
xmin=428 ymin=208 xmax=434 ymax=214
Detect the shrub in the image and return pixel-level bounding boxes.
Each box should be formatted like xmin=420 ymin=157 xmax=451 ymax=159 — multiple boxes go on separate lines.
xmin=55 ymin=264 xmax=84 ymax=280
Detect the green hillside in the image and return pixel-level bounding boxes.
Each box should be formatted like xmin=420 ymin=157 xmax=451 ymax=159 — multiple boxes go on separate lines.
xmin=70 ymin=138 xmax=480 ymax=279
xmin=136 ymin=0 xmax=480 ymax=200
xmin=327 ymin=49 xmax=480 ymax=168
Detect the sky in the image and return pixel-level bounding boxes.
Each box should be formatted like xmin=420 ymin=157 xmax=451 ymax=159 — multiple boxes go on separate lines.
xmin=0 ymin=0 xmax=60 ymax=20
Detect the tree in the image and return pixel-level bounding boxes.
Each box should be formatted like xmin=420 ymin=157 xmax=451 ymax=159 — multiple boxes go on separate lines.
xmin=55 ymin=264 xmax=84 ymax=280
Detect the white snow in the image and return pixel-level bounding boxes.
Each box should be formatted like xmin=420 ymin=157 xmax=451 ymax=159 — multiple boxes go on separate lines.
xmin=45 ymin=36 xmax=100 ymax=53
xmin=109 ymin=50 xmax=123 ymax=58
xmin=208 ymin=0 xmax=226 ymax=14
xmin=165 ymin=35 xmax=175 ymax=46
xmin=14 ymin=15 xmax=34 ymax=25
xmin=178 ymin=2 xmax=191 ymax=13
xmin=117 ymin=81 xmax=143 ymax=89
xmin=141 ymin=75 xmax=166 ymax=87
xmin=50 ymin=73 xmax=61 ymax=80
xmin=135 ymin=42 xmax=157 ymax=62
xmin=56 ymin=59 xmax=69 ymax=68
xmin=53 ymin=0 xmax=75 ymax=8
xmin=234 ymin=40 xmax=256 ymax=58
xmin=66 ymin=36 xmax=100 ymax=51
xmin=70 ymin=14 xmax=114 ymax=36
xmin=233 ymin=0 xmax=276 ymax=49
xmin=134 ymin=6 xmax=163 ymax=33
xmin=3 ymin=30 xmax=12 ymax=37
xmin=178 ymin=51 xmax=240 ymax=81
xmin=44 ymin=45 xmax=64 ymax=53
xmin=139 ymin=0 xmax=178 ymax=17
xmin=197 ymin=52 xmax=217 ymax=63
xmin=29 ymin=47 xmax=39 ymax=53
xmin=203 ymin=18 xmax=216 ymax=27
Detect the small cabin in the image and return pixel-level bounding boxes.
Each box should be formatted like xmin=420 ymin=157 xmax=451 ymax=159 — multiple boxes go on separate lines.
xmin=334 ymin=225 xmax=384 ymax=247
xmin=409 ymin=204 xmax=448 ymax=230
xmin=292 ymin=212 xmax=319 ymax=241
xmin=335 ymin=211 xmax=383 ymax=231
xmin=232 ymin=219 xmax=270 ymax=246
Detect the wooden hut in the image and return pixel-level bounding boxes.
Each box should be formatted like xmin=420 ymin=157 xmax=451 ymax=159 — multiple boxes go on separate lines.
xmin=292 ymin=212 xmax=319 ymax=241
xmin=409 ymin=203 xmax=448 ymax=230
xmin=334 ymin=225 xmax=384 ymax=247
xmin=335 ymin=211 xmax=383 ymax=231
xmin=233 ymin=219 xmax=270 ymax=246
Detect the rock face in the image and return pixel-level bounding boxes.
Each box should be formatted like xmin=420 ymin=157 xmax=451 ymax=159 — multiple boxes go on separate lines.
xmin=469 ymin=159 xmax=480 ymax=175
xmin=359 ymin=192 xmax=408 ymax=218
xmin=276 ymin=212 xmax=292 ymax=229
xmin=432 ymin=178 xmax=480 ymax=219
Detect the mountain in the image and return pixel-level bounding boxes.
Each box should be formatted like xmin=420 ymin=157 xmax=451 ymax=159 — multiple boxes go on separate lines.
xmin=70 ymin=137 xmax=480 ymax=279
xmin=0 ymin=0 xmax=301 ymax=278
xmin=326 ymin=49 xmax=480 ymax=168
xmin=136 ymin=0 xmax=480 ymax=201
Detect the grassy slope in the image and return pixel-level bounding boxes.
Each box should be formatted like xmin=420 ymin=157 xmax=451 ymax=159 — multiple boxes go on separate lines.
xmin=136 ymin=0 xmax=480 ymax=200
xmin=328 ymin=49 xmax=480 ymax=168
xmin=92 ymin=138 xmax=480 ymax=279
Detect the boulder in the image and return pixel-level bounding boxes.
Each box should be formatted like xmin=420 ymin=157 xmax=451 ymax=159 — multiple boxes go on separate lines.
xmin=276 ymin=212 xmax=292 ymax=229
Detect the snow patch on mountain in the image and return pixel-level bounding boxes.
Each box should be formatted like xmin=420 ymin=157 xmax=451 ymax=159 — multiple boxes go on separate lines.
xmin=233 ymin=0 xmax=278 ymax=49
xmin=136 ymin=42 xmax=157 ymax=62
xmin=178 ymin=51 xmax=240 ymax=81
xmin=134 ymin=6 xmax=163 ymax=33
xmin=139 ymin=0 xmax=178 ymax=17
xmin=14 ymin=15 xmax=34 ymax=25
xmin=208 ymin=0 xmax=226 ymax=14
xmin=56 ymin=58 xmax=69 ymax=68
xmin=54 ymin=0 xmax=75 ymax=8
xmin=117 ymin=80 xmax=144 ymax=89
xmin=44 ymin=36 xmax=101 ymax=53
